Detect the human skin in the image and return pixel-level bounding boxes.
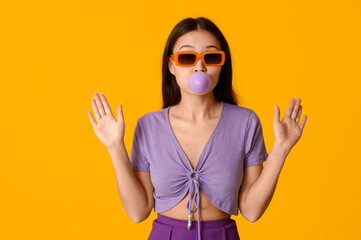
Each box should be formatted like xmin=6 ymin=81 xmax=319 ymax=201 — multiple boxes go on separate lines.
xmin=87 ymin=28 xmax=308 ymax=222
xmin=168 ymin=29 xmax=308 ymax=221
xmin=239 ymin=97 xmax=307 ymax=222
xmin=87 ymin=92 xmax=152 ymax=223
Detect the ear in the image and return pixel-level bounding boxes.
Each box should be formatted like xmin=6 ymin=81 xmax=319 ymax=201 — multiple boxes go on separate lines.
xmin=168 ymin=57 xmax=175 ymax=75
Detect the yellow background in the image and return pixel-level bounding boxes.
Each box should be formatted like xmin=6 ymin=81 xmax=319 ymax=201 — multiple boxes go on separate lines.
xmin=1 ymin=0 xmax=360 ymax=239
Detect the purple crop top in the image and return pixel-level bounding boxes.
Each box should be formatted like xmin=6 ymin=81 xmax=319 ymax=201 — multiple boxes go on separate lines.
xmin=129 ymin=101 xmax=269 ymax=240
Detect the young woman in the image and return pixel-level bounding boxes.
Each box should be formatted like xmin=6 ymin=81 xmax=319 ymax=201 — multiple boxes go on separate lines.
xmin=87 ymin=17 xmax=307 ymax=240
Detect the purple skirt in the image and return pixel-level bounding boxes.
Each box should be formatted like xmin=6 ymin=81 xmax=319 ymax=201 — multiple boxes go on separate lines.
xmin=148 ymin=213 xmax=241 ymax=240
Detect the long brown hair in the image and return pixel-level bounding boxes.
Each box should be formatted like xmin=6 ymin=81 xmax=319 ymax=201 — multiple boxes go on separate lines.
xmin=161 ymin=17 xmax=240 ymax=109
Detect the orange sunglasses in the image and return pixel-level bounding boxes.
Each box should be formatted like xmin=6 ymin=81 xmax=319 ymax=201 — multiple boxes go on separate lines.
xmin=170 ymin=50 xmax=225 ymax=67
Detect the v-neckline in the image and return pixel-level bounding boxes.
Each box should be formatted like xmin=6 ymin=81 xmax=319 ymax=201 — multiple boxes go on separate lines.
xmin=166 ymin=101 xmax=225 ymax=172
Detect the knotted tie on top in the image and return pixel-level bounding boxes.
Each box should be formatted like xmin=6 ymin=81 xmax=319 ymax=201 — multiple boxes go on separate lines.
xmin=186 ymin=172 xmax=202 ymax=240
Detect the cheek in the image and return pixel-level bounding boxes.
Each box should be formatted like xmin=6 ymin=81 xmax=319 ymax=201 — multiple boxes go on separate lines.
xmin=173 ymin=71 xmax=189 ymax=88
xmin=173 ymin=68 xmax=190 ymax=81
xmin=208 ymin=68 xmax=222 ymax=80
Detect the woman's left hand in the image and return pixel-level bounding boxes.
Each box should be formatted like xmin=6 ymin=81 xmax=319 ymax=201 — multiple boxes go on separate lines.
xmin=273 ymin=97 xmax=307 ymax=152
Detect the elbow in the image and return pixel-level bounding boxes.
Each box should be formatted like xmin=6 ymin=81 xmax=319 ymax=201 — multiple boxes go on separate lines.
xmin=132 ymin=218 xmax=145 ymax=224
xmin=247 ymin=215 xmax=260 ymax=223
xmin=130 ymin=208 xmax=152 ymax=223
xmin=240 ymin=209 xmax=261 ymax=223
xmin=130 ymin=214 xmax=147 ymax=224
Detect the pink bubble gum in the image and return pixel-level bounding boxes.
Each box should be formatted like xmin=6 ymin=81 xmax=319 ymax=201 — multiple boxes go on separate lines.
xmin=188 ymin=72 xmax=211 ymax=94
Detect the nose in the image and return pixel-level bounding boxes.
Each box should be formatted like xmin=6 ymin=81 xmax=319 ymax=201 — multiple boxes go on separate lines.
xmin=194 ymin=58 xmax=206 ymax=72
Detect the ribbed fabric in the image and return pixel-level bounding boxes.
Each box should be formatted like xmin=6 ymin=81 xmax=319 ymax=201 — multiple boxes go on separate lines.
xmin=130 ymin=101 xmax=269 ymax=240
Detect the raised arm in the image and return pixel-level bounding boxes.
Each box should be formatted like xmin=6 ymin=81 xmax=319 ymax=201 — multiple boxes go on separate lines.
xmin=239 ymin=97 xmax=307 ymax=222
xmin=87 ymin=91 xmax=151 ymax=223
xmin=239 ymin=145 xmax=289 ymax=222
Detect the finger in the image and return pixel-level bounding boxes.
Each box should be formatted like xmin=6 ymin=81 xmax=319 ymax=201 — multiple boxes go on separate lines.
xmin=117 ymin=102 xmax=123 ymax=121
xmin=291 ymin=98 xmax=301 ymax=120
xmin=91 ymin=97 xmax=101 ymax=121
xmin=99 ymin=92 xmax=113 ymax=116
xmin=94 ymin=91 xmax=106 ymax=116
xmin=284 ymin=97 xmax=296 ymax=119
xmin=274 ymin=104 xmax=280 ymax=123
xmin=299 ymin=115 xmax=307 ymax=131
xmin=87 ymin=109 xmax=97 ymax=128
xmin=296 ymin=105 xmax=302 ymax=124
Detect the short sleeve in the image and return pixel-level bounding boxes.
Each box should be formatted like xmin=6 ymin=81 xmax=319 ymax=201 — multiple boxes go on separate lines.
xmin=244 ymin=110 xmax=269 ymax=168
xmin=130 ymin=119 xmax=150 ymax=171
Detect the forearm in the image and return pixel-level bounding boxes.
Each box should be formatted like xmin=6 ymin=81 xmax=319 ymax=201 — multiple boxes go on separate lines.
xmin=107 ymin=142 xmax=149 ymax=223
xmin=241 ymin=143 xmax=290 ymax=222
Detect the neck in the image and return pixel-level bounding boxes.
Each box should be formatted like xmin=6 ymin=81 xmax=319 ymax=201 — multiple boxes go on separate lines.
xmin=172 ymin=92 xmax=222 ymax=122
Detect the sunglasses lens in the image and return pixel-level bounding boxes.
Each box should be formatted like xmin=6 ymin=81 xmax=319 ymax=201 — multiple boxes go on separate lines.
xmin=178 ymin=53 xmax=196 ymax=65
xmin=204 ymin=53 xmax=222 ymax=64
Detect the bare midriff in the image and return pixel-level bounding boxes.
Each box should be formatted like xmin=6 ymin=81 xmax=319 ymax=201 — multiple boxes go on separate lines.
xmin=159 ymin=189 xmax=231 ymax=221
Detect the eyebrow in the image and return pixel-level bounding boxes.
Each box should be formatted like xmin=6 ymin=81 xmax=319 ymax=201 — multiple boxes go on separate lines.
xmin=179 ymin=45 xmax=219 ymax=50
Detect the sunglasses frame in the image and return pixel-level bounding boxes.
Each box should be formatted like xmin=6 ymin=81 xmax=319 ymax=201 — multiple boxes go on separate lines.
xmin=170 ymin=50 xmax=225 ymax=67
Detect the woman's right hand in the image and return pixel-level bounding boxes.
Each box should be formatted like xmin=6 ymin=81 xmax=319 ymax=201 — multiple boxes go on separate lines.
xmin=87 ymin=91 xmax=125 ymax=150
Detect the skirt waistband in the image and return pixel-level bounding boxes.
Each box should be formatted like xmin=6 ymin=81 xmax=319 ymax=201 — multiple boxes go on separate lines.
xmin=156 ymin=213 xmax=232 ymax=228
